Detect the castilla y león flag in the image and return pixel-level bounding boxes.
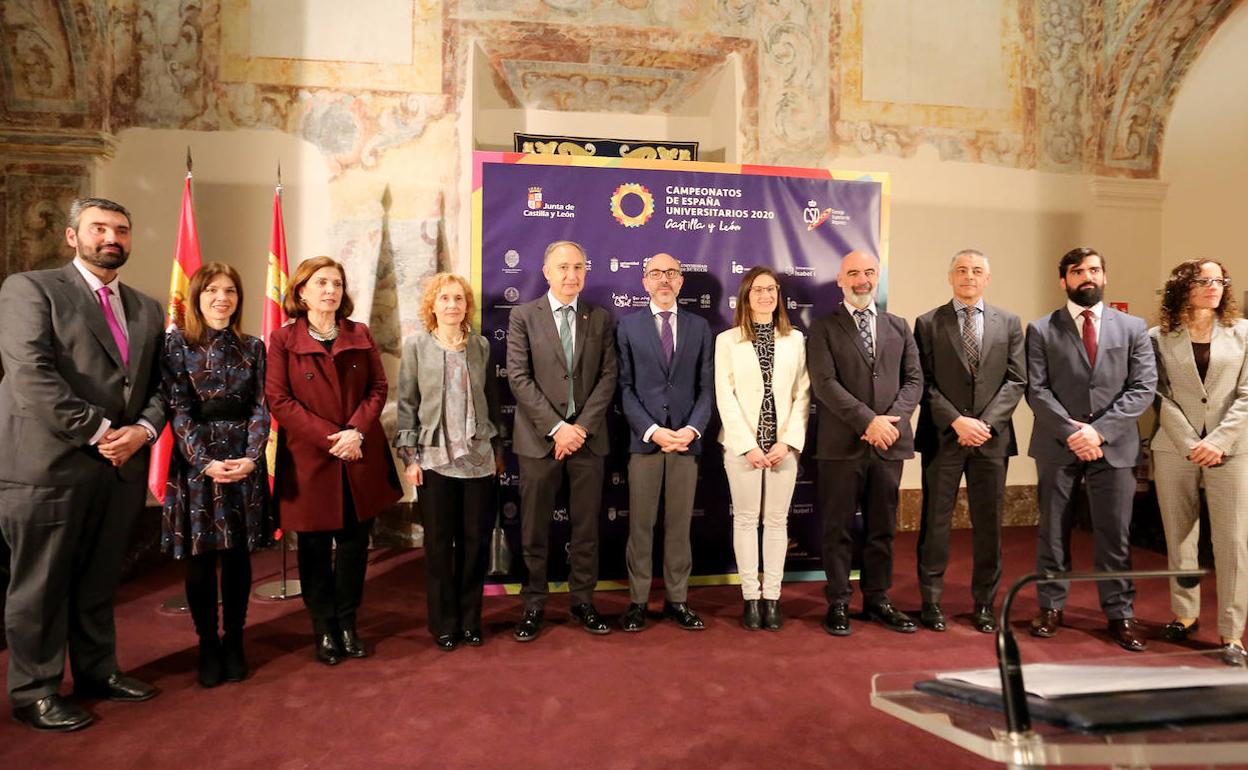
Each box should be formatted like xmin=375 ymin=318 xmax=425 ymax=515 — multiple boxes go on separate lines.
xmin=146 ymin=172 xmax=202 ymax=501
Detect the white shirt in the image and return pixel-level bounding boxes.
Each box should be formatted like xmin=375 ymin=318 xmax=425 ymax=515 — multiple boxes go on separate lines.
xmin=844 ymin=299 xmax=877 ymax=358
xmin=1066 ymin=299 xmax=1103 ymax=340
xmin=73 ymin=258 xmax=156 ymax=446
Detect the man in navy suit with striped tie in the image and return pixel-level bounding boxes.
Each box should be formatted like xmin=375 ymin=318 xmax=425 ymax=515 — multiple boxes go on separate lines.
xmin=616 ymin=253 xmax=715 ymax=632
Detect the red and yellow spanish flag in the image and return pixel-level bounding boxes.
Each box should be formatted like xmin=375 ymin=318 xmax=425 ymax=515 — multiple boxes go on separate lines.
xmin=147 ymin=172 xmax=203 ymax=501
xmin=262 ymin=183 xmax=289 ymax=492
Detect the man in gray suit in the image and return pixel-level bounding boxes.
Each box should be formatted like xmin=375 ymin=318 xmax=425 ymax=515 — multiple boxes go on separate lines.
xmin=506 ymin=240 xmax=618 ymax=642
xmin=914 ymin=249 xmax=1026 ymax=634
xmin=808 ymin=250 xmax=924 ymax=636
xmin=0 ymin=198 xmax=166 ymax=731
xmin=1026 ymin=247 xmax=1157 ymax=651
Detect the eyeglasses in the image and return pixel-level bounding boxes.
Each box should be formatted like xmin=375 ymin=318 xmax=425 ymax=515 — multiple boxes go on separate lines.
xmin=749 ymin=284 xmax=778 ymax=295
xmin=1193 ymin=278 xmax=1231 ymax=288
xmin=644 ymin=268 xmax=682 ymax=281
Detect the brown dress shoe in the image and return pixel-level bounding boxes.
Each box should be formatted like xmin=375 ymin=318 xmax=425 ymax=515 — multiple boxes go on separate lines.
xmin=1030 ymin=608 xmax=1062 ymax=638
xmin=1108 ymin=618 xmax=1147 ymax=652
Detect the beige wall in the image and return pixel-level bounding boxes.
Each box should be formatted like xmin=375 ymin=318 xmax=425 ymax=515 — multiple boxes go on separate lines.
xmin=97 ymin=128 xmax=332 ymax=336
xmin=1161 ymin=6 xmax=1248 ymax=292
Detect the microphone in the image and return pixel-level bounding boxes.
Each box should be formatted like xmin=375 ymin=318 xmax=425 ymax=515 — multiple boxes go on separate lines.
xmin=996 ymin=566 xmax=1208 ymax=736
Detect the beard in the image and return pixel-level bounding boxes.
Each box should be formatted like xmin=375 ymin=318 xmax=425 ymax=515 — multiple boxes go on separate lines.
xmin=846 ymin=285 xmax=875 ymax=306
xmin=1066 ymin=282 xmax=1103 ymax=307
xmin=78 ymin=241 xmax=130 ymax=270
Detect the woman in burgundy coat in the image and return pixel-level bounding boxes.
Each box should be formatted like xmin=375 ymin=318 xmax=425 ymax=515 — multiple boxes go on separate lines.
xmin=266 ymin=256 xmax=401 ymax=665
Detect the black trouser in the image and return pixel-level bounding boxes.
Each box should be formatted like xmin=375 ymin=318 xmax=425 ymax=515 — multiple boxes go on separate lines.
xmin=421 ymin=471 xmax=494 ymax=637
xmin=296 ymin=490 xmax=373 ymax=636
xmin=817 ymin=455 xmax=903 ymax=606
xmin=185 ymin=545 xmax=253 ymax=640
xmin=518 ymin=452 xmax=604 ymax=610
xmin=916 ymin=450 xmax=1007 ymax=607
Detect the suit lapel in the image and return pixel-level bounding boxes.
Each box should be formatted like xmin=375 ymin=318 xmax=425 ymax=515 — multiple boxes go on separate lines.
xmin=533 ymin=299 xmax=565 ymax=370
xmin=572 ymin=301 xmax=591 ymax=372
xmin=60 ymin=264 xmax=127 ymax=371
xmin=834 ymin=305 xmax=873 ymax=367
xmin=638 ymin=309 xmax=670 ymax=374
xmin=119 ymin=283 xmax=150 ymax=382
xmin=1054 ymin=309 xmax=1091 ymax=369
xmin=981 ymin=306 xmax=1002 ymax=362
xmin=939 ymin=302 xmax=971 ymax=373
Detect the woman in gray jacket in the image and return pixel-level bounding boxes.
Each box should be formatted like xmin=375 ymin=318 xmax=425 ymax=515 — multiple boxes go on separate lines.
xmin=395 ymin=273 xmax=504 ymax=651
xmin=1151 ymin=259 xmax=1248 ymax=661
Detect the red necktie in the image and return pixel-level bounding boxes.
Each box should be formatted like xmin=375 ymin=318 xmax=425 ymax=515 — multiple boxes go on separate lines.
xmin=1081 ymin=309 xmax=1097 ymax=367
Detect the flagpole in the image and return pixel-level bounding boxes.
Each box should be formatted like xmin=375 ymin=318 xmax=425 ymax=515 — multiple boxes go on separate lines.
xmin=256 ymin=160 xmax=301 ymax=601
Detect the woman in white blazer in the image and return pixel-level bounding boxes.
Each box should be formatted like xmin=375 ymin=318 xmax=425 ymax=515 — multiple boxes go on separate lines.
xmin=1151 ymin=259 xmax=1248 ymax=660
xmin=715 ymin=267 xmax=811 ymax=631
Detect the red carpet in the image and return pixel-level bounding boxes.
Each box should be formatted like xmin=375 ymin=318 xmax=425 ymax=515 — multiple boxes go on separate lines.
xmin=0 ymin=527 xmax=1233 ymax=769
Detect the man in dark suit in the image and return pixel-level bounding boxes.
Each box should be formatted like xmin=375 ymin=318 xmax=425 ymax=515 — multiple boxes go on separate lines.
xmin=0 ymin=198 xmax=166 ymax=731
xmin=506 ymin=240 xmax=618 ymax=641
xmin=808 ymin=250 xmax=923 ymax=636
xmin=1026 ymin=247 xmax=1157 ymax=651
xmin=616 ymin=252 xmax=714 ymax=632
xmin=913 ymin=249 xmax=1026 ymax=634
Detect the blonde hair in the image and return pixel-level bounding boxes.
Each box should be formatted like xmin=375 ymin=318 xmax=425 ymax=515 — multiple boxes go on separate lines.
xmin=419 ymin=272 xmax=475 ymax=334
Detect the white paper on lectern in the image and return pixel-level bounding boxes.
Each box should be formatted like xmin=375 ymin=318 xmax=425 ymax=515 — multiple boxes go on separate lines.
xmin=936 ymin=664 xmax=1248 ymax=699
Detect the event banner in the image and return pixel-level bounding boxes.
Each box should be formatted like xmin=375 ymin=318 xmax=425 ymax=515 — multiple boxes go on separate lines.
xmin=472 ymin=152 xmax=889 ymax=589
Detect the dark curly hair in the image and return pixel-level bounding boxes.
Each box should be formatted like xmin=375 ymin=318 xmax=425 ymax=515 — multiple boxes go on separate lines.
xmin=1158 ymin=259 xmax=1239 ymax=333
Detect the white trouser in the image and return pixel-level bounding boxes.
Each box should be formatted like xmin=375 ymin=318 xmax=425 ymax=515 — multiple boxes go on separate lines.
xmin=723 ymin=451 xmax=799 ymax=600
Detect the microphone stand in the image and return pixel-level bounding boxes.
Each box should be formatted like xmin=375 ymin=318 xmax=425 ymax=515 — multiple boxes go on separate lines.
xmin=996 ymin=567 xmax=1208 ymax=738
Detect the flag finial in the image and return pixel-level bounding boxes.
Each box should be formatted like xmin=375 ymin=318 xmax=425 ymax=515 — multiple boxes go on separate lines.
xmin=185 ymin=146 xmax=193 ymax=177
xmin=276 ymin=161 xmax=283 ymax=193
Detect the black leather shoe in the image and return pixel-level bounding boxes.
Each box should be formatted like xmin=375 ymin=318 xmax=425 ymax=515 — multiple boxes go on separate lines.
xmin=920 ymin=603 xmax=946 ymax=632
xmin=434 ymin=634 xmax=458 ymax=652
xmin=1108 ymin=618 xmax=1147 ymax=652
xmin=1030 ymin=608 xmax=1063 ymax=638
xmin=1162 ymin=618 xmax=1199 ymax=642
xmin=513 ymin=609 xmax=543 ymax=642
xmin=621 ymin=603 xmax=647 ymax=632
xmin=741 ymin=599 xmax=762 ymax=631
xmin=822 ymin=603 xmax=851 ymax=636
xmin=570 ymin=603 xmax=611 ymax=635
xmin=339 ymin=628 xmax=368 ymax=659
xmin=972 ymin=604 xmax=998 ymax=634
xmin=865 ymin=601 xmax=917 ymax=634
xmin=663 ymin=601 xmax=705 ymax=630
xmin=74 ymin=672 xmax=158 ymax=702
xmin=760 ymin=599 xmax=783 ymax=631
xmin=315 ymin=633 xmax=343 ymax=665
xmin=12 ymin=695 xmax=92 ymax=732
xmin=222 ymin=632 xmax=248 ymax=682
xmin=197 ymin=637 xmax=224 ymax=688
xmin=461 ymin=629 xmax=483 ymax=647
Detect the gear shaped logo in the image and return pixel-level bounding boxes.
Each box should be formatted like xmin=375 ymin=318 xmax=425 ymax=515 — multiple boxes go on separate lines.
xmin=609 ymin=183 xmax=655 ymax=228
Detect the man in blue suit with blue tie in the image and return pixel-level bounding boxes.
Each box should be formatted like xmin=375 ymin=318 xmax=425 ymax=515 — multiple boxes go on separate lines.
xmin=616 ymin=253 xmax=715 ymax=631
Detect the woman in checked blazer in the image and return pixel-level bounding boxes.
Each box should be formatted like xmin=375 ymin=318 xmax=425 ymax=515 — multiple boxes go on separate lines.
xmin=715 ymin=267 xmax=811 ymax=632
xmin=1150 ymin=258 xmax=1248 ymax=660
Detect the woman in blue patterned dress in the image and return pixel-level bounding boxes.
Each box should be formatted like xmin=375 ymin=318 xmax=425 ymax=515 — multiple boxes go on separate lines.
xmin=162 ymin=262 xmax=271 ymax=688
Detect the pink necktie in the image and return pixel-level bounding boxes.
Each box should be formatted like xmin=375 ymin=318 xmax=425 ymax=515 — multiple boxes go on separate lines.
xmin=97 ymin=286 xmax=129 ymax=366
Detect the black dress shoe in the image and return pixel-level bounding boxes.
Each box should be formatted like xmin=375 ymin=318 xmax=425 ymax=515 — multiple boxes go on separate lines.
xmin=865 ymin=601 xmax=917 ymax=634
xmin=570 ymin=603 xmax=611 ymax=635
xmin=315 ymin=633 xmax=343 ymax=665
xmin=12 ymin=695 xmax=92 ymax=732
xmin=1162 ymin=618 xmax=1199 ymax=642
xmin=621 ymin=603 xmax=647 ymax=632
xmin=434 ymin=634 xmax=458 ymax=652
xmin=972 ymin=604 xmax=998 ymax=634
xmin=1030 ymin=608 xmax=1063 ymax=638
xmin=339 ymin=628 xmax=369 ymax=659
xmin=513 ymin=609 xmax=543 ymax=642
xmin=741 ymin=599 xmax=762 ymax=631
xmin=663 ymin=602 xmax=706 ymax=631
xmin=461 ymin=629 xmax=483 ymax=647
xmin=197 ymin=637 xmax=224 ymax=688
xmin=760 ymin=599 xmax=783 ymax=631
xmin=222 ymin=631 xmax=248 ymax=682
xmin=822 ymin=604 xmax=851 ymax=636
xmin=920 ymin=603 xmax=946 ymax=632
xmin=1108 ymin=618 xmax=1147 ymax=652
xmin=74 ymin=672 xmax=158 ymax=702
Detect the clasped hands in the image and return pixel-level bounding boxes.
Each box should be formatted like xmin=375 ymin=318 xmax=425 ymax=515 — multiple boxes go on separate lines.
xmin=553 ymin=423 xmax=588 ymax=460
xmin=97 ymin=425 xmax=148 ymax=467
xmin=327 ymin=428 xmax=364 ymax=462
xmin=1066 ymin=420 xmax=1103 ymax=461
xmin=745 ymin=442 xmax=790 ymax=469
xmin=205 ymin=457 xmax=257 ymax=483
xmin=651 ymin=427 xmax=698 ymax=454
xmin=1186 ymin=439 xmax=1224 ymax=468
xmin=951 ymin=416 xmax=993 ymax=447
xmin=860 ymin=415 xmax=902 ymax=450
